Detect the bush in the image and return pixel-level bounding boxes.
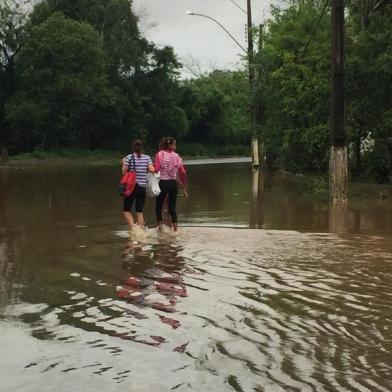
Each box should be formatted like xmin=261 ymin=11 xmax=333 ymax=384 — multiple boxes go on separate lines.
xmin=362 ymin=145 xmax=390 ymax=183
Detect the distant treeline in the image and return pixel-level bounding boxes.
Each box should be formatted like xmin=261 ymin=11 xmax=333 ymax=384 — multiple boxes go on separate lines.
xmin=0 ymin=0 xmax=391 ymax=181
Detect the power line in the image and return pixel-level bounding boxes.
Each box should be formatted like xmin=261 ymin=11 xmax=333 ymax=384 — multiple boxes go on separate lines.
xmin=303 ymin=0 xmax=330 ymax=56
xmin=229 ymin=0 xmax=247 ymax=14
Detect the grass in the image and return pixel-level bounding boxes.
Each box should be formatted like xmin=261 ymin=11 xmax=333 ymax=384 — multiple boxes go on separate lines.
xmin=9 ymin=149 xmax=121 ymax=167
xmin=276 ymin=171 xmax=392 ymax=202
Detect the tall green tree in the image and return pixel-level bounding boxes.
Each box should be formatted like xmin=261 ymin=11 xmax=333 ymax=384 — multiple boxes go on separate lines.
xmin=30 ymin=0 xmax=145 ymax=79
xmin=257 ymin=0 xmax=331 ymax=172
xmin=6 ymin=13 xmax=113 ymax=150
xmin=0 ymin=0 xmax=29 ymax=149
xmin=346 ymin=0 xmax=392 ymax=181
xmin=181 ymin=70 xmax=250 ymax=145
xmin=4 ymin=0 xmax=187 ymax=152
xmin=134 ymin=45 xmax=189 ymax=143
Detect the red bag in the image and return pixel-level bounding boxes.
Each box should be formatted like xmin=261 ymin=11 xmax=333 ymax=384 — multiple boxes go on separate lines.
xmin=119 ymin=154 xmax=136 ymax=197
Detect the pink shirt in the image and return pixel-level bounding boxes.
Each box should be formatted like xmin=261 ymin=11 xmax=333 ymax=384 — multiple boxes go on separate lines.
xmin=155 ymin=150 xmax=186 ymax=185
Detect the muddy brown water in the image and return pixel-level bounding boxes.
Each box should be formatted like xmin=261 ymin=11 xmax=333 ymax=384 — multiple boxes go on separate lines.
xmin=0 ymin=162 xmax=392 ymax=391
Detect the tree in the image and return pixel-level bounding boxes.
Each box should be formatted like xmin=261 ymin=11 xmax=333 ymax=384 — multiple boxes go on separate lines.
xmin=181 ymin=70 xmax=250 ymax=145
xmin=256 ymin=0 xmax=331 ymax=172
xmin=0 ymin=0 xmax=30 ymax=149
xmin=134 ymin=45 xmax=189 ymax=143
xmin=26 ymin=0 xmax=186 ymax=149
xmin=346 ymin=0 xmax=392 ymax=181
xmin=6 ymin=13 xmax=113 ymax=150
xmin=30 ymin=0 xmax=146 ymax=79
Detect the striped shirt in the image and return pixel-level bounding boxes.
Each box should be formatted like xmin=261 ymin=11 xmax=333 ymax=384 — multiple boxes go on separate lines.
xmin=124 ymin=153 xmax=152 ymax=188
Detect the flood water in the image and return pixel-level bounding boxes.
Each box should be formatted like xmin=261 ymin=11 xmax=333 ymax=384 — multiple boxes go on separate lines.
xmin=1 ymin=162 xmax=392 ymax=391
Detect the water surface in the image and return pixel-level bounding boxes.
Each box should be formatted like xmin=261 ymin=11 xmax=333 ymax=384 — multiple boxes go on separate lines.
xmin=1 ymin=163 xmax=392 ymax=391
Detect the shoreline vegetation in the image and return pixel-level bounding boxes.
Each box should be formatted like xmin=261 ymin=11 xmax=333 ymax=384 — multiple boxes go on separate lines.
xmin=2 ymin=148 xmax=390 ymax=203
xmin=5 ymin=145 xmax=251 ymax=167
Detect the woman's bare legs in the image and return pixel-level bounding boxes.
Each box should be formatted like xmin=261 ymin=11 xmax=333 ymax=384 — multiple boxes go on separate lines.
xmin=123 ymin=211 xmax=134 ymax=227
xmin=136 ymin=212 xmax=145 ymax=227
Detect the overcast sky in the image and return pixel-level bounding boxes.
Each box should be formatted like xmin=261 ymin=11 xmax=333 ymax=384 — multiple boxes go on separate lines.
xmin=133 ymin=0 xmax=272 ymax=78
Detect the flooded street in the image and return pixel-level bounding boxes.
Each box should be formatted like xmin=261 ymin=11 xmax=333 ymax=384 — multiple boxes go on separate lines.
xmin=1 ymin=163 xmax=392 ymax=391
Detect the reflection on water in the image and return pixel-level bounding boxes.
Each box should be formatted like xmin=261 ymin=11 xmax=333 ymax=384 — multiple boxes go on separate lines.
xmin=250 ymin=169 xmax=264 ymax=229
xmin=0 ymin=164 xmax=392 ymax=391
xmin=329 ymin=202 xmax=349 ymax=234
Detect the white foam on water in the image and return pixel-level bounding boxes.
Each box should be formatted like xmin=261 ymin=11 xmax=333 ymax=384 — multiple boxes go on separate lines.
xmin=144 ymin=293 xmax=169 ymax=305
xmin=113 ymin=224 xmax=180 ymax=244
xmin=4 ymin=303 xmax=49 ymax=317
xmin=70 ymin=293 xmax=88 ymax=301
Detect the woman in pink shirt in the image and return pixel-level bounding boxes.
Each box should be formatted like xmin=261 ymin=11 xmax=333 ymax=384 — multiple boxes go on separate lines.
xmin=155 ymin=137 xmax=187 ymax=231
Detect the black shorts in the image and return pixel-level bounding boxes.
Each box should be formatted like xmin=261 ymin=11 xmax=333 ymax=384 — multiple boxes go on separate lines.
xmin=123 ymin=184 xmax=146 ymax=213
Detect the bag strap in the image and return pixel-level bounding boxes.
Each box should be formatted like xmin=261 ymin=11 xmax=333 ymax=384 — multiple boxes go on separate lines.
xmin=128 ymin=153 xmax=136 ymax=172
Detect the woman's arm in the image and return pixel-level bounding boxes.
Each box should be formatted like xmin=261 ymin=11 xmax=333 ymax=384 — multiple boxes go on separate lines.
xmin=122 ymin=157 xmax=128 ymax=175
xmin=178 ymin=157 xmax=187 ymax=187
xmin=148 ymin=163 xmax=155 ymax=173
xmin=154 ymin=152 xmax=161 ymax=172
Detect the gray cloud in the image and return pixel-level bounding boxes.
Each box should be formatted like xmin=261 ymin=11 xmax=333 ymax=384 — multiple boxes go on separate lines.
xmin=133 ymin=0 xmax=270 ymax=77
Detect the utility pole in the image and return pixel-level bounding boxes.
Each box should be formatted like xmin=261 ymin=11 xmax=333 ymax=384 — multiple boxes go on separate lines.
xmin=256 ymin=23 xmax=263 ymax=148
xmin=330 ymin=0 xmax=348 ymax=203
xmin=246 ymin=0 xmax=261 ymax=168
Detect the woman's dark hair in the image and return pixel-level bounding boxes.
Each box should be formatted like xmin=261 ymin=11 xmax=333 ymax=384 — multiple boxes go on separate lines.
xmin=132 ymin=139 xmax=143 ymax=155
xmin=158 ymin=137 xmax=167 ymax=151
xmin=160 ymin=136 xmax=176 ymax=150
xmin=167 ymin=137 xmax=176 ymax=146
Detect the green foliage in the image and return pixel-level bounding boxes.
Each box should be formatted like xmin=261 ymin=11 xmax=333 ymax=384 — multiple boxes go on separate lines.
xmin=29 ymin=0 xmax=144 ymax=77
xmin=1 ymin=0 xmax=189 ymax=153
xmin=0 ymin=0 xmax=30 ymax=148
xmin=257 ymin=0 xmax=331 ymax=172
xmin=6 ymin=13 xmax=113 ymax=150
xmin=181 ymin=70 xmax=250 ymax=145
xmin=253 ymin=0 xmax=392 ymax=182
xmin=345 ymin=1 xmax=392 ymax=181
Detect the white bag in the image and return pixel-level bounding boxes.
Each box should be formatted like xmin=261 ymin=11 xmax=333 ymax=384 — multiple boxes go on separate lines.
xmin=146 ymin=173 xmax=161 ymax=197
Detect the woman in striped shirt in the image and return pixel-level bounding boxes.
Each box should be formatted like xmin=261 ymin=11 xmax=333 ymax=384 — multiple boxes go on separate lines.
xmin=155 ymin=137 xmax=187 ymax=232
xmin=122 ymin=140 xmax=155 ymax=228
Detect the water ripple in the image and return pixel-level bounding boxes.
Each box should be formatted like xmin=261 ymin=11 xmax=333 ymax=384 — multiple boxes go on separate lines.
xmin=1 ymin=227 xmax=392 ymax=391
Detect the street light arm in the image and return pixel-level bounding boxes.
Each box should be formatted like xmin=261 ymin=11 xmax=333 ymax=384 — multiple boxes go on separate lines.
xmin=188 ymin=12 xmax=247 ymax=54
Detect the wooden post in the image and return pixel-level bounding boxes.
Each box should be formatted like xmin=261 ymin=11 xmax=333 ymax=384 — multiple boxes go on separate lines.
xmin=1 ymin=148 xmax=8 ymax=166
xmin=330 ymin=0 xmax=348 ymax=203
